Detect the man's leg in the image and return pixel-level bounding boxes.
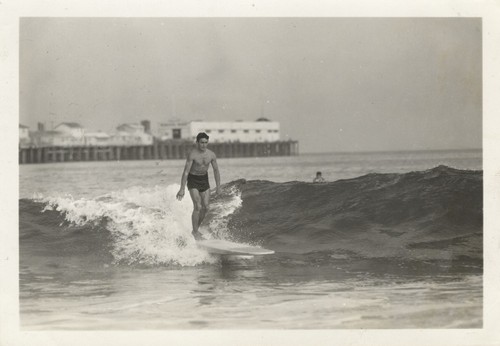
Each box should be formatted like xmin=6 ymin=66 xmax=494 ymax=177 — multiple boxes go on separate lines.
xmin=198 ymin=189 xmax=211 ymax=229
xmin=189 ymin=189 xmax=204 ymax=240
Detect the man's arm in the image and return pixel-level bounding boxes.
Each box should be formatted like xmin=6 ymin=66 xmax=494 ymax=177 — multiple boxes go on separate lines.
xmin=211 ymin=153 xmax=221 ymax=194
xmin=176 ymin=153 xmax=193 ymax=200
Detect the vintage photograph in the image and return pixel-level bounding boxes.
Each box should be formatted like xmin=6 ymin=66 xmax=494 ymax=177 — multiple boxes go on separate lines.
xmin=3 ymin=1 xmax=499 ymax=345
xmin=18 ymin=16 xmax=482 ymax=329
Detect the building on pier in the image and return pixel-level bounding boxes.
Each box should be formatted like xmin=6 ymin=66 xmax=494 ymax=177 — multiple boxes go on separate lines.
xmin=112 ymin=123 xmax=153 ymax=146
xmin=152 ymin=118 xmax=280 ymax=143
xmin=19 ymin=124 xmax=30 ymax=148
xmin=84 ymin=131 xmax=111 ymax=146
xmin=19 ymin=119 xmax=291 ymax=159
xmin=29 ymin=122 xmax=86 ymax=147
xmin=54 ymin=122 xmax=85 ymax=138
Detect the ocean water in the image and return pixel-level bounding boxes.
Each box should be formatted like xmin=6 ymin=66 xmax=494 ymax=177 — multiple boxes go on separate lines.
xmin=19 ymin=150 xmax=483 ymax=329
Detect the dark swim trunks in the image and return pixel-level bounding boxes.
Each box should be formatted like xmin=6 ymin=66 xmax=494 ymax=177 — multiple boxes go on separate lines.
xmin=187 ymin=173 xmax=210 ymax=192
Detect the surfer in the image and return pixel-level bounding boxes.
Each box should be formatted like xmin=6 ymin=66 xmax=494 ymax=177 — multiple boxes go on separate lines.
xmin=176 ymin=132 xmax=221 ymax=240
xmin=313 ymin=171 xmax=325 ymax=183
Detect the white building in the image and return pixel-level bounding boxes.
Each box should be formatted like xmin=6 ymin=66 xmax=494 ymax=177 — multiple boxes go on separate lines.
xmin=154 ymin=118 xmax=280 ymax=143
xmin=52 ymin=122 xmax=86 ymax=146
xmin=55 ymin=122 xmax=85 ymax=138
xmin=84 ymin=131 xmax=111 ymax=146
xmin=31 ymin=130 xmax=77 ymax=147
xmin=110 ymin=123 xmax=153 ymax=146
xmin=29 ymin=122 xmax=86 ymax=147
xmin=19 ymin=124 xmax=30 ymax=147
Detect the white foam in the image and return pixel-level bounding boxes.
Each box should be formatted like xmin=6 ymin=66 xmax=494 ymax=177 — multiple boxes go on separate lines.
xmin=207 ymin=184 xmax=242 ymax=239
xmin=37 ymin=184 xmax=219 ymax=266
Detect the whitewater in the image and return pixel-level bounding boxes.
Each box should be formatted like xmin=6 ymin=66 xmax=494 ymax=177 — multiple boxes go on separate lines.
xmin=19 ymin=150 xmax=482 ymax=329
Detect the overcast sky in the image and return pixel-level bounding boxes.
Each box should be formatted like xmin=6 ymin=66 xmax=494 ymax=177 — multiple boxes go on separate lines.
xmin=19 ymin=17 xmax=481 ymax=153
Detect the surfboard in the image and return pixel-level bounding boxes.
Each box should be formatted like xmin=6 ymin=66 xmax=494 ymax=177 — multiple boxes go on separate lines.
xmin=197 ymin=239 xmax=274 ymax=256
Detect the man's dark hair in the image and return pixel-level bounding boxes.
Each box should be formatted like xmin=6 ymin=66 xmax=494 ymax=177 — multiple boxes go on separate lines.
xmin=196 ymin=132 xmax=209 ymax=142
xmin=316 ymin=171 xmax=322 ymax=175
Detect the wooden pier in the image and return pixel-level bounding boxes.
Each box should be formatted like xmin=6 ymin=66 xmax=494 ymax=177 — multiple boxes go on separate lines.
xmin=19 ymin=140 xmax=299 ymax=164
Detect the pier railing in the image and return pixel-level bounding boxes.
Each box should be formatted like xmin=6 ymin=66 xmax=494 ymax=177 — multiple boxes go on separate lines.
xmin=19 ymin=140 xmax=299 ymax=164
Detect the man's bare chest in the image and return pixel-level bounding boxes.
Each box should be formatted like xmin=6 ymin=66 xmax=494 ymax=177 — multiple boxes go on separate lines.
xmin=193 ymin=154 xmax=211 ymax=166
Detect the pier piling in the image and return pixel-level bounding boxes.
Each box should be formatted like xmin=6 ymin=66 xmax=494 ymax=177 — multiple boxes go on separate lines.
xmin=19 ymin=140 xmax=298 ymax=164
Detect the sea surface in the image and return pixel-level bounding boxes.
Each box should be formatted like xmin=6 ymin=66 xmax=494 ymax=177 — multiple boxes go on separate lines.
xmin=19 ymin=149 xmax=483 ymax=329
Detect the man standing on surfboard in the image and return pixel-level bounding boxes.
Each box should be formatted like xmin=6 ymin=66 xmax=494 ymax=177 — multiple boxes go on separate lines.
xmin=176 ymin=132 xmax=221 ymax=240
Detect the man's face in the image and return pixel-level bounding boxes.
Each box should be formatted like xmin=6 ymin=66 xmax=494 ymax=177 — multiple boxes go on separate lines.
xmin=197 ymin=138 xmax=208 ymax=151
